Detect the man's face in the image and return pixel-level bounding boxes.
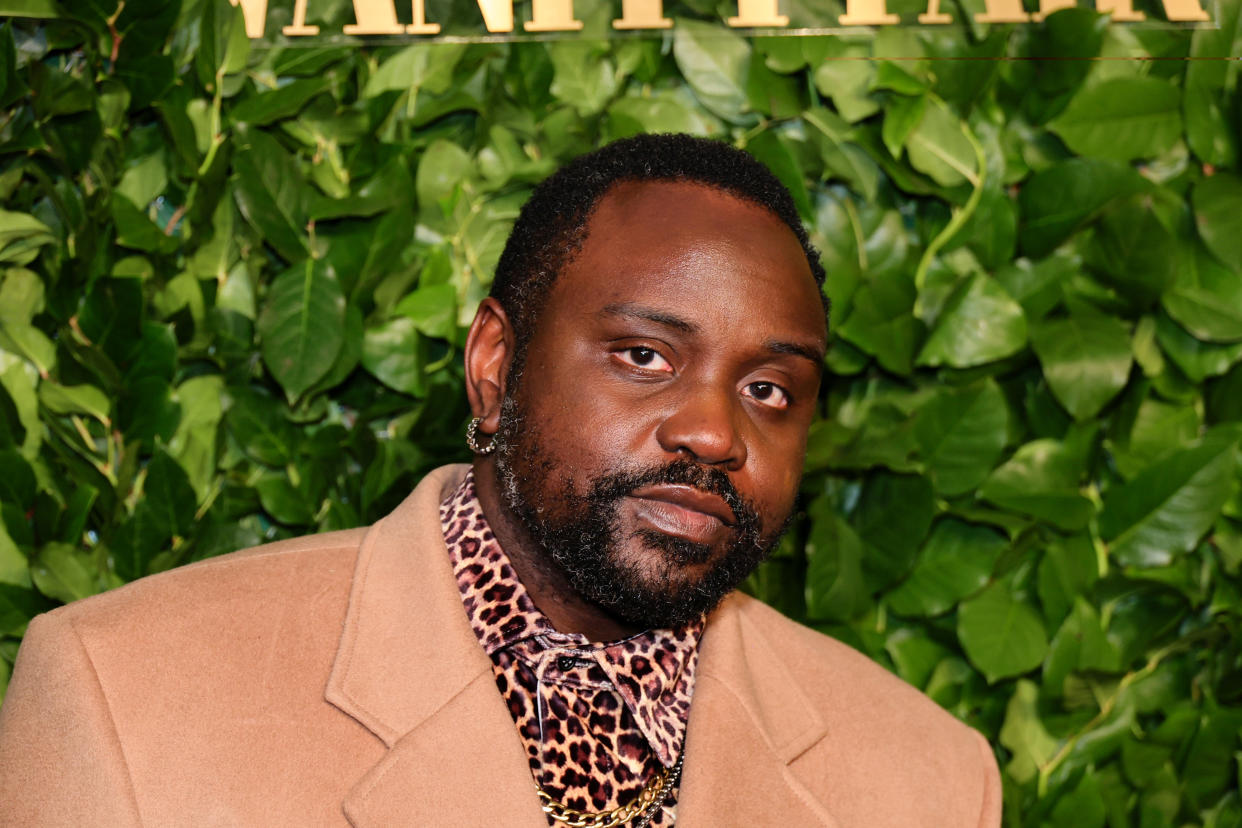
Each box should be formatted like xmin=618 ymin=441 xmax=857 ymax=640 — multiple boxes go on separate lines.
xmin=494 ymin=180 xmax=827 ymax=629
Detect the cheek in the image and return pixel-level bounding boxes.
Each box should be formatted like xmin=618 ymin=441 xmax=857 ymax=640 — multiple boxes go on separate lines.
xmin=744 ymin=435 xmax=807 ymax=522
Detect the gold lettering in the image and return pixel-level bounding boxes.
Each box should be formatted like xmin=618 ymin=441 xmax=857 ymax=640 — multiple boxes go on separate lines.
xmin=524 ymin=0 xmax=584 ymax=31
xmin=342 ymin=0 xmax=405 ymax=34
xmin=407 ymin=0 xmax=441 ymax=33
xmin=282 ymin=0 xmax=319 ymax=35
xmin=229 ymin=0 xmax=268 ymax=38
xmin=839 ymin=0 xmax=898 ymax=25
xmin=727 ymin=0 xmax=789 ymax=27
xmin=474 ymin=0 xmax=514 ymax=32
xmin=974 ymin=0 xmax=1029 ymax=23
xmin=918 ymin=0 xmax=952 ymax=24
xmin=1098 ymin=0 xmax=1209 ymax=21
xmin=613 ymin=0 xmax=672 ymax=30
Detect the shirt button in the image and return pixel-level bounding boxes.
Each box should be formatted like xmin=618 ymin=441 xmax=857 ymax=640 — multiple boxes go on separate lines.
xmin=556 ymin=656 xmax=576 ymax=672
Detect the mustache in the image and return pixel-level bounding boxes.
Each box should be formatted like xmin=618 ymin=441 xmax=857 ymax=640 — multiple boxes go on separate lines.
xmin=584 ymin=459 xmax=751 ymax=527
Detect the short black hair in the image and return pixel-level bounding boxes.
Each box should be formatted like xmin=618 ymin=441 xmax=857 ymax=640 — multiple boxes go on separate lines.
xmin=489 ymin=133 xmax=828 ymax=360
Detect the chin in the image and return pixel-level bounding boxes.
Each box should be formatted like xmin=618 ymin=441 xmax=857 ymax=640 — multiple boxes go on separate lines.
xmin=553 ymin=529 xmax=768 ymax=631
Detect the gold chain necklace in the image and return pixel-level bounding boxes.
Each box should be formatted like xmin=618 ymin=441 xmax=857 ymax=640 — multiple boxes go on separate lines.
xmin=535 ymin=754 xmax=683 ymax=828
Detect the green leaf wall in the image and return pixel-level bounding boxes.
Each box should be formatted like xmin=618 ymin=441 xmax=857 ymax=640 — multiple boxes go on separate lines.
xmin=1 ymin=1 xmax=1240 ymax=822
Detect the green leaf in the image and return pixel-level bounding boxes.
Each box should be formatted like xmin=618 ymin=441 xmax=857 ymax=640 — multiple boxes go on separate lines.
xmin=886 ymin=519 xmax=1006 ymax=618
xmin=1112 ymin=397 xmax=1201 ymax=480
xmin=1048 ymin=771 xmax=1107 ymax=828
xmin=958 ymin=581 xmax=1049 ymax=683
xmin=0 ymin=210 xmax=55 ymax=265
xmin=1182 ymin=708 xmax=1242 ymax=808
xmin=144 ymin=449 xmax=197 ymax=539
xmin=230 ymin=77 xmax=329 ymax=126
xmin=1037 ymin=533 xmax=1100 ymax=627
xmin=1000 ymin=679 xmax=1060 ymax=784
xmin=1193 ymin=173 xmax=1242 ymax=273
xmin=906 ymin=97 xmax=978 ymax=188
xmin=225 ymin=390 xmax=297 ymax=467
xmin=1184 ymin=82 xmax=1237 ymax=169
xmin=672 ymin=19 xmax=751 ymax=123
xmin=195 ymin=0 xmax=249 ymax=90
xmin=812 ymin=48 xmax=878 ymax=124
xmin=0 ymin=519 xmax=29 ymax=588
xmin=0 ymin=268 xmax=43 ymax=328
xmin=115 ymin=153 xmax=167 ymax=210
xmin=912 ymin=380 xmax=1009 ymax=496
xmin=111 ymin=195 xmax=177 ymax=254
xmin=804 ymin=498 xmax=867 ymax=622
xmin=167 ymin=375 xmax=225 ymax=501
xmin=232 ymin=127 xmax=309 ymax=263
xmin=1018 ymin=159 xmax=1150 ymax=258
xmin=1049 ymin=77 xmax=1183 ymax=162
xmin=1089 ymin=195 xmax=1178 ymax=305
xmin=1155 ymin=311 xmax=1242 ymax=383
xmin=0 ymin=583 xmax=53 ymax=637
xmin=744 ymin=129 xmax=812 ymax=221
xmin=853 ymin=472 xmax=936 ymax=591
xmin=1044 ymin=597 xmax=1122 ymax=696
xmin=1030 ymin=312 xmax=1132 ymax=420
xmin=805 ymin=107 xmax=879 ymax=203
xmin=37 ymin=382 xmax=110 ymax=423
xmin=415 ymin=139 xmax=472 ymax=213
xmin=30 ymin=542 xmax=99 ymax=604
xmin=362 ymin=317 xmax=425 ymax=396
xmin=917 ymin=273 xmax=1027 ymax=368
xmin=395 ymin=282 xmax=456 ymax=341
xmin=1163 ymin=246 xmax=1242 ymax=343
xmin=979 ymin=438 xmax=1094 ymax=530
xmin=255 ymin=472 xmax=313 ymax=526
xmin=1100 ymin=427 xmax=1239 ymax=568
xmin=257 ymin=258 xmax=346 ymax=401
xmin=881 ymin=92 xmax=926 ymax=159
xmin=837 ymin=274 xmax=918 ymax=376
xmin=0 ymin=321 xmax=56 ymax=376
xmin=0 ymin=383 xmax=22 ymax=452
xmin=549 ymin=42 xmax=618 ymax=118
xmin=362 ymin=42 xmax=466 ymax=97
xmin=606 ymin=90 xmax=720 ymax=139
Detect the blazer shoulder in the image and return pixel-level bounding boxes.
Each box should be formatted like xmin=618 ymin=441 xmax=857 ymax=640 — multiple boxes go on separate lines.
xmin=727 ymin=594 xmax=1001 ymax=827
xmin=731 ymin=594 xmax=964 ymax=726
xmin=50 ymin=526 xmax=369 ymax=634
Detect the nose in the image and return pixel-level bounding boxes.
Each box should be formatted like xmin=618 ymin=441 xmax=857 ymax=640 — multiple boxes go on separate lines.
xmin=654 ymin=383 xmax=748 ymax=469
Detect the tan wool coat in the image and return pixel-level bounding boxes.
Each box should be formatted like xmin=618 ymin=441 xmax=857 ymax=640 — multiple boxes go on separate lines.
xmin=0 ymin=464 xmax=1002 ymax=827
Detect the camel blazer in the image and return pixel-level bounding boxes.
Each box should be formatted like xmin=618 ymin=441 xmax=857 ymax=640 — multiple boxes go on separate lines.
xmin=0 ymin=464 xmax=1001 ymax=827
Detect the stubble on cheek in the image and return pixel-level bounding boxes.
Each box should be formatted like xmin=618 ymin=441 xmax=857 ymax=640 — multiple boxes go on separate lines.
xmin=491 ymin=391 xmax=795 ymax=629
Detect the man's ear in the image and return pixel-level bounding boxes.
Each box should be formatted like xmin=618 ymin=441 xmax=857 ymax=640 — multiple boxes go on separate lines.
xmin=464 ymin=297 xmax=515 ymax=436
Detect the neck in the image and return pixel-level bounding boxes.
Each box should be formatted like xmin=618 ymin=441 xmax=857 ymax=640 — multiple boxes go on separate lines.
xmin=472 ymin=457 xmax=641 ymax=643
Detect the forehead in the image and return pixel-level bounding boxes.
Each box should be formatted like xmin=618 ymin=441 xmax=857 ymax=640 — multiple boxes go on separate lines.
xmin=544 ymin=180 xmax=827 ymax=344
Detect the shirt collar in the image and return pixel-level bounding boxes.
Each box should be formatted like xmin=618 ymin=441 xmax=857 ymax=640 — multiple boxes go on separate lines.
xmin=439 ymin=469 xmax=705 ymax=763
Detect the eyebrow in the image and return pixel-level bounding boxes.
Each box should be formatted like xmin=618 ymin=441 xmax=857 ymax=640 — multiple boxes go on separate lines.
xmin=765 ymin=339 xmax=825 ymax=369
xmin=599 ymin=302 xmax=699 ymax=334
xmin=600 ymin=302 xmax=825 ymax=369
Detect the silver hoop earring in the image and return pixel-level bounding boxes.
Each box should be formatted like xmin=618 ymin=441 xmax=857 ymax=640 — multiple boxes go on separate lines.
xmin=466 ymin=417 xmax=496 ymax=455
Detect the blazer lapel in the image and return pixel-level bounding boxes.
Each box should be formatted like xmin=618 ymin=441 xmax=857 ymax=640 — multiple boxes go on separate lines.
xmin=323 ymin=465 xmax=545 ymax=827
xmin=326 ymin=465 xmax=837 ymax=826
xmin=679 ymin=595 xmax=841 ymax=828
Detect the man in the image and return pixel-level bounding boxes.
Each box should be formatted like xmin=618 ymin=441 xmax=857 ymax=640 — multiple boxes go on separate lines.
xmin=0 ymin=134 xmax=1001 ymax=826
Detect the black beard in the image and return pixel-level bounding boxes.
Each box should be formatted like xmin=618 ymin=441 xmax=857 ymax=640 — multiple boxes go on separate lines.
xmin=492 ymin=395 xmax=791 ymax=630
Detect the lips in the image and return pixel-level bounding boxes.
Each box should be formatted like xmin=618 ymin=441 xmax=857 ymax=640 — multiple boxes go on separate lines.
xmin=627 ymin=484 xmax=737 ymax=544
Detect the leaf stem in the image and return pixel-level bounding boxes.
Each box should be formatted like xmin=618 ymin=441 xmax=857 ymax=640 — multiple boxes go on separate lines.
xmin=1035 ymin=622 xmax=1226 ymax=796
xmin=912 ymin=115 xmax=987 ymax=313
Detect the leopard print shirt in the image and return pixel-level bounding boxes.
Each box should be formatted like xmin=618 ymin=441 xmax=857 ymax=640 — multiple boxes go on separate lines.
xmin=440 ymin=471 xmax=704 ymax=827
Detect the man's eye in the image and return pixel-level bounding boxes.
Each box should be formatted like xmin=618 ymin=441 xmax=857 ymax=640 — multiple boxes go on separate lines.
xmin=743 ymin=381 xmax=791 ymax=409
xmin=616 ymin=347 xmax=674 ymax=372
